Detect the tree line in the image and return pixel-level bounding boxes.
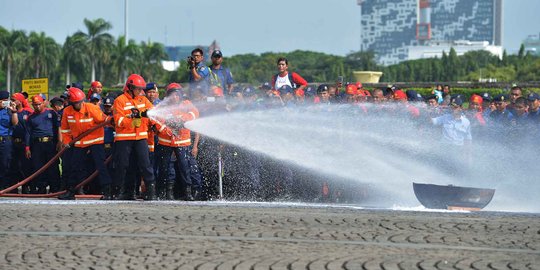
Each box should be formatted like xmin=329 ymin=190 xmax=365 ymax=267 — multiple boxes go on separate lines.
xmin=1 ymin=17 xmax=539 ymax=93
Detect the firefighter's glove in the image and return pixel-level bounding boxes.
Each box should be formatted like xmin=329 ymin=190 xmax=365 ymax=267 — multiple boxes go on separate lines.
xmin=130 ymin=108 xmax=141 ymax=118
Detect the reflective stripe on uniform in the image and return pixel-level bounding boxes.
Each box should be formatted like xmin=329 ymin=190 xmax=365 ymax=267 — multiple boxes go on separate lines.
xmin=188 ymin=111 xmax=196 ymax=119
xmin=123 ymin=105 xmax=135 ymax=110
xmin=118 ymin=117 xmax=124 ymax=126
xmin=159 ymin=125 xmax=166 ymax=132
xmin=158 ymin=137 xmax=190 ymax=145
xmin=136 ymin=104 xmax=145 ymax=108
xmin=115 ymin=131 xmax=148 ymax=138
xmin=60 ymin=129 xmax=71 ymax=133
xmin=79 ymin=118 xmax=94 ymax=123
xmin=67 ymin=120 xmax=76 ymax=123
xmin=75 ymin=137 xmax=104 ymax=145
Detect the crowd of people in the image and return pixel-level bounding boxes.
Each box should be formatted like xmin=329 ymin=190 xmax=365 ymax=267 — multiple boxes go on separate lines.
xmin=0 ymin=48 xmax=538 ymax=202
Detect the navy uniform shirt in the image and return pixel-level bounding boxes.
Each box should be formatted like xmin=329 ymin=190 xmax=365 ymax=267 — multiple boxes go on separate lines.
xmin=209 ymin=65 xmax=234 ymax=89
xmin=0 ymin=108 xmax=14 ymax=136
xmin=12 ymin=109 xmax=32 ymax=140
xmin=25 ymin=108 xmax=59 ymax=145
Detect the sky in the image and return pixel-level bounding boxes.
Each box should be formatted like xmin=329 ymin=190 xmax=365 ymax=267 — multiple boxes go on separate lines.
xmin=0 ymin=0 xmax=539 ymax=57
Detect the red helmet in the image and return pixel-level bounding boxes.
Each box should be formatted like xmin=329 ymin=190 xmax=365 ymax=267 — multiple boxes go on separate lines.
xmin=123 ymin=74 xmax=146 ymax=91
xmin=212 ymin=86 xmax=224 ymax=97
xmin=68 ymin=87 xmax=85 ymax=103
xmin=470 ymin=94 xmax=483 ymax=105
xmin=394 ymin=90 xmax=407 ymax=100
xmin=91 ymin=81 xmax=102 ymax=88
xmin=355 ymin=82 xmax=363 ymax=89
xmin=166 ymin=83 xmax=182 ymax=91
xmin=346 ymin=84 xmax=358 ymax=95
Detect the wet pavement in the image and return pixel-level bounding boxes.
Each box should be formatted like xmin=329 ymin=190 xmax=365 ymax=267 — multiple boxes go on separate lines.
xmin=0 ymin=199 xmax=538 ymax=269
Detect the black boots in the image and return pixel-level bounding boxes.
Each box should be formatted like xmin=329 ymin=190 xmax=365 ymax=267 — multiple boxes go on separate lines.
xmin=101 ymin=184 xmax=113 ymax=200
xmin=145 ymin=182 xmax=157 ymax=201
xmin=182 ymin=186 xmax=194 ymax=201
xmin=58 ymin=188 xmax=76 ymax=200
xmin=165 ymin=182 xmax=175 ymax=200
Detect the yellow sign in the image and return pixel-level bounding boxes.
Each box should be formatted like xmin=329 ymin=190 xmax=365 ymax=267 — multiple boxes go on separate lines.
xmin=22 ymin=78 xmax=49 ymax=99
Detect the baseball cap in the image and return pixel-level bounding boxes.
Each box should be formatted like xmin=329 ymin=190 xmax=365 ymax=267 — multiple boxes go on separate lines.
xmin=493 ymin=94 xmax=508 ymax=102
xmin=103 ymin=97 xmax=114 ymax=106
xmin=527 ymin=92 xmax=540 ymax=101
xmin=90 ymin=93 xmax=101 ymax=101
xmin=260 ymin=82 xmax=272 ymax=91
xmin=450 ymin=96 xmax=463 ymax=106
xmin=211 ymin=50 xmax=223 ymax=58
xmin=243 ymin=86 xmax=257 ymax=97
xmin=278 ymin=85 xmax=294 ymax=95
xmin=481 ymin=92 xmax=493 ymax=102
xmin=145 ymin=82 xmax=157 ymax=91
xmin=50 ymin=97 xmax=64 ymax=106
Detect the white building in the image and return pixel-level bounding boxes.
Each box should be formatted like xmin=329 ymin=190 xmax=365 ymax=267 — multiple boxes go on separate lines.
xmin=407 ymin=40 xmax=503 ymax=60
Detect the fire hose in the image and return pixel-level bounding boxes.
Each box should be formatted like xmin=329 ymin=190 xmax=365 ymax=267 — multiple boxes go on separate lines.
xmin=0 ymin=118 xmax=112 ymax=197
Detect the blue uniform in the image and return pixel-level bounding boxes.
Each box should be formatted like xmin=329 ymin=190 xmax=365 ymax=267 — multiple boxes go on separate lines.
xmin=8 ymin=109 xmax=33 ymax=190
xmin=209 ymin=66 xmax=234 ymax=90
xmin=0 ymin=108 xmax=15 ymax=189
xmin=25 ymin=108 xmax=61 ymax=193
xmin=188 ymin=62 xmax=210 ymax=94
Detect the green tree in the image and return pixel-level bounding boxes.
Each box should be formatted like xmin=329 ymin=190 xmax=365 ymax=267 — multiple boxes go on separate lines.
xmin=75 ymin=18 xmax=113 ymax=82
xmin=112 ymin=35 xmax=138 ymax=84
xmin=28 ymin=31 xmax=60 ymax=78
xmin=62 ymin=34 xmax=89 ymax=85
xmin=0 ymin=30 xmax=28 ymax=92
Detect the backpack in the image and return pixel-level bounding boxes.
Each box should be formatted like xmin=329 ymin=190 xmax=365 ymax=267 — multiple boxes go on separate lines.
xmin=273 ymin=72 xmax=297 ymax=89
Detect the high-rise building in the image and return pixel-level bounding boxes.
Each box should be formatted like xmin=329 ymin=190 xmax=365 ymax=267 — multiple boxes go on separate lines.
xmin=358 ymin=0 xmax=503 ymax=65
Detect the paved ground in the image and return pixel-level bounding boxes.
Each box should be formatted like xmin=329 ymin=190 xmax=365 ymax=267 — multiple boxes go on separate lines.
xmin=0 ymin=199 xmax=538 ymax=270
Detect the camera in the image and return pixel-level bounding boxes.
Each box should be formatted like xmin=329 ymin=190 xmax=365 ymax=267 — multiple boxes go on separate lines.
xmin=186 ymin=56 xmax=196 ymax=69
xmin=2 ymin=100 xmax=11 ymax=108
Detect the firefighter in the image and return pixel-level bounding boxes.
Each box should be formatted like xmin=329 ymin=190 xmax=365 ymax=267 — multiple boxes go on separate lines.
xmin=58 ymin=87 xmax=112 ymax=200
xmin=0 ymin=91 xmax=18 ymax=190
xmin=154 ymin=83 xmax=199 ymax=200
xmin=25 ymin=95 xmax=61 ymax=193
xmin=86 ymin=81 xmax=103 ymax=100
xmin=7 ymin=93 xmax=32 ymax=193
xmin=112 ymin=74 xmax=157 ymax=200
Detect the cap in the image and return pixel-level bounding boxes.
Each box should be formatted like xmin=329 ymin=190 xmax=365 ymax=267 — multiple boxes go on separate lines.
xmin=493 ymin=94 xmax=508 ymax=102
xmin=243 ymin=86 xmax=256 ymax=97
xmin=90 ymin=93 xmax=101 ymax=101
xmin=145 ymin=82 xmax=157 ymax=91
xmin=0 ymin=91 xmax=9 ymax=100
xmin=212 ymin=86 xmax=224 ymax=97
xmin=50 ymin=97 xmax=64 ymax=106
xmin=406 ymin=90 xmax=421 ymax=101
xmin=260 ymin=82 xmax=272 ymax=91
xmin=211 ymin=50 xmax=223 ymax=58
xmin=450 ymin=96 xmax=464 ymax=107
xmin=481 ymin=92 xmax=493 ymax=102
xmin=527 ymin=92 xmax=540 ymax=101
xmin=71 ymin=82 xmax=84 ymax=91
xmin=103 ymin=97 xmax=114 ymax=106
xmin=304 ymin=86 xmax=316 ymax=97
xmin=278 ymin=85 xmax=294 ymax=95
xmin=317 ymin=84 xmax=329 ymax=94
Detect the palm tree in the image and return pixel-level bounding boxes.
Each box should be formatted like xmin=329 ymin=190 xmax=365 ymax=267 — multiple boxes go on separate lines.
xmin=28 ymin=31 xmax=61 ymax=78
xmin=75 ymin=18 xmax=113 ymax=82
xmin=0 ymin=30 xmax=28 ymax=92
xmin=112 ymin=35 xmax=138 ymax=84
xmin=62 ymin=34 xmax=89 ymax=85
xmin=137 ymin=41 xmax=168 ymax=82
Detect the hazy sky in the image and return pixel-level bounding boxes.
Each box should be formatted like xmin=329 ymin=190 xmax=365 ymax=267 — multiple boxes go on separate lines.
xmin=1 ymin=0 xmax=539 ymax=56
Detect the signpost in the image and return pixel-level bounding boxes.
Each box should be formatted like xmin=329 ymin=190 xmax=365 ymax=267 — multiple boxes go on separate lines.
xmin=22 ymin=78 xmax=49 ymax=99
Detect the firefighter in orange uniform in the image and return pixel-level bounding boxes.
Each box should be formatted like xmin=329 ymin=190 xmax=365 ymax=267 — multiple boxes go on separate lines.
xmin=112 ymin=74 xmax=157 ymax=200
xmin=153 ymin=83 xmax=199 ymax=200
xmin=58 ymin=87 xmax=112 ymax=200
